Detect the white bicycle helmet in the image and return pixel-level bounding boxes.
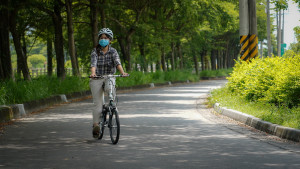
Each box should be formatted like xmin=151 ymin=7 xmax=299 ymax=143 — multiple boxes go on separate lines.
xmin=98 ymin=28 xmax=113 ymax=40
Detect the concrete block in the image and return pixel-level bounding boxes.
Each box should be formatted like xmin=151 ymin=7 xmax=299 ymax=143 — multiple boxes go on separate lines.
xmin=10 ymin=105 xmax=20 ymax=119
xmin=149 ymin=83 xmax=155 ymax=88
xmin=275 ymin=126 xmax=300 ymax=142
xmin=274 ymin=126 xmax=287 ymax=138
xmin=284 ymin=128 xmax=300 ymax=142
xmin=255 ymin=120 xmax=278 ymax=134
xmin=60 ymin=94 xmax=68 ymax=102
xmin=213 ymin=103 xmax=221 ymax=113
xmin=221 ymin=109 xmax=250 ymax=124
xmin=16 ymin=104 xmax=26 ymax=116
xmin=250 ymin=117 xmax=260 ymax=129
xmin=0 ymin=105 xmax=13 ymax=122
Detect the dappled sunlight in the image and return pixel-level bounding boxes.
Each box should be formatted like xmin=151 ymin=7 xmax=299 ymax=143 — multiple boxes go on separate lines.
xmin=1 ymin=81 xmax=299 ymax=168
xmin=122 ymin=100 xmax=193 ymax=105
xmin=22 ymin=113 xmax=91 ymax=123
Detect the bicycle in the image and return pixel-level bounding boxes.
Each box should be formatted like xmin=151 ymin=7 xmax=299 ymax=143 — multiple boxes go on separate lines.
xmin=90 ymin=74 xmax=129 ymax=144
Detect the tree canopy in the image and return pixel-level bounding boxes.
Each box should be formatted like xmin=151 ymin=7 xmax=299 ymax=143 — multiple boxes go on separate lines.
xmin=0 ymin=0 xmax=288 ymax=80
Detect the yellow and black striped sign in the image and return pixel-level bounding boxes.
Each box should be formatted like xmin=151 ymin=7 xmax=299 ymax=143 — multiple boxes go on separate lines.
xmin=240 ymin=35 xmax=249 ymax=61
xmin=240 ymin=34 xmax=258 ymax=62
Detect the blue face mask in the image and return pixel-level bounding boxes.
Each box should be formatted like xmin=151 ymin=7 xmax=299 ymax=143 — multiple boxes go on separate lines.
xmin=99 ymin=39 xmax=109 ymax=47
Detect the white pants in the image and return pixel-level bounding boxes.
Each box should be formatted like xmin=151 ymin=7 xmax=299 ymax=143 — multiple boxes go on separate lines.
xmin=89 ymin=78 xmax=116 ymax=124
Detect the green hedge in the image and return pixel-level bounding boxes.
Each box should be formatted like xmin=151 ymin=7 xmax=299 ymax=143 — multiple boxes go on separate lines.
xmin=116 ymin=70 xmax=199 ymax=88
xmin=0 ymin=70 xmax=199 ymax=105
xmin=0 ymin=76 xmax=89 ymax=105
xmin=200 ymin=68 xmax=233 ymax=77
xmin=227 ymin=55 xmax=300 ymax=107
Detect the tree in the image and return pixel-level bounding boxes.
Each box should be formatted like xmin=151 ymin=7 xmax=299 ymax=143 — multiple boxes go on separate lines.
xmin=66 ymin=0 xmax=79 ymax=76
xmin=28 ymin=54 xmax=46 ymax=68
xmin=0 ymin=0 xmax=13 ymax=80
xmin=9 ymin=1 xmax=31 ymax=81
xmin=110 ymin=0 xmax=149 ymax=71
xmin=35 ymin=0 xmax=66 ymax=79
xmin=90 ymin=0 xmax=99 ymax=47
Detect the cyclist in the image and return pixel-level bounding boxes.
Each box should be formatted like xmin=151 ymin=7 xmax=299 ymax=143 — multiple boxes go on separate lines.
xmin=89 ymin=28 xmax=128 ymax=138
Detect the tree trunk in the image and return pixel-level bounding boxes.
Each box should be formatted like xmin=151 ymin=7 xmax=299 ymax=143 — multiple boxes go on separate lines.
xmin=9 ymin=8 xmax=31 ymax=81
xmin=210 ymin=50 xmax=216 ymax=70
xmin=200 ymin=51 xmax=205 ymax=71
xmin=217 ymin=50 xmax=221 ymax=69
xmin=90 ymin=0 xmax=99 ymax=47
xmin=47 ymin=35 xmax=53 ymax=76
xmin=176 ymin=42 xmax=183 ymax=69
xmin=66 ymin=0 xmax=79 ymax=76
xmin=99 ymin=0 xmax=106 ymax=28
xmin=53 ymin=2 xmax=65 ymax=79
xmin=192 ymin=51 xmax=199 ymax=75
xmin=171 ymin=42 xmax=175 ymax=71
xmin=0 ymin=0 xmax=12 ymax=80
xmin=118 ymin=36 xmax=132 ymax=71
xmin=139 ymin=42 xmax=147 ymax=72
xmin=161 ymin=46 xmax=166 ymax=71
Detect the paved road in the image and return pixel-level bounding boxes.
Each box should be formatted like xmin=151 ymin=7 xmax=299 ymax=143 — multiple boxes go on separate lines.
xmin=0 ymin=80 xmax=299 ymax=169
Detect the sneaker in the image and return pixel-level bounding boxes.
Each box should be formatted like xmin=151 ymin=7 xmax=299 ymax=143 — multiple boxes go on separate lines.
xmin=92 ymin=125 xmax=100 ymax=138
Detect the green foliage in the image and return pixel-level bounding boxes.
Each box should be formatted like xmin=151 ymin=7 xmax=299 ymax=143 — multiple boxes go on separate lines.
xmin=27 ymin=54 xmax=46 ymax=68
xmin=116 ymin=70 xmax=199 ymax=87
xmin=208 ymin=87 xmax=300 ymax=129
xmin=0 ymin=70 xmax=198 ymax=105
xmin=200 ymin=68 xmax=233 ymax=77
xmin=227 ymin=55 xmax=300 ymax=107
xmin=0 ymin=76 xmax=89 ymax=105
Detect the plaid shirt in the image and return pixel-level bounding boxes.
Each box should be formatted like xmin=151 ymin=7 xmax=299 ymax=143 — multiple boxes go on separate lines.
xmin=91 ymin=46 xmax=121 ymax=75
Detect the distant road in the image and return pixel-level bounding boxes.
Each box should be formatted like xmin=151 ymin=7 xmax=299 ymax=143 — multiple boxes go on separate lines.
xmin=0 ymin=80 xmax=299 ymax=169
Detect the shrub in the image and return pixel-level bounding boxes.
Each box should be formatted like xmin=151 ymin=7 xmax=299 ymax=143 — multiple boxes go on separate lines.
xmin=227 ymin=55 xmax=300 ymax=107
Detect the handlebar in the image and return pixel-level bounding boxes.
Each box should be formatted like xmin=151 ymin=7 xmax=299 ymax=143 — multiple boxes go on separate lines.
xmin=89 ymin=74 xmax=130 ymax=79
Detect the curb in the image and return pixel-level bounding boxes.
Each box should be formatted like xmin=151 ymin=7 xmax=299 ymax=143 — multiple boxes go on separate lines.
xmin=0 ymin=80 xmax=190 ymax=123
xmin=213 ymin=103 xmax=300 ymax=142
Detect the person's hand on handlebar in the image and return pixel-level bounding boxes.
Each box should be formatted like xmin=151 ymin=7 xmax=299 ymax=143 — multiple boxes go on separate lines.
xmin=121 ymin=72 xmax=129 ymax=77
xmin=90 ymin=73 xmax=97 ymax=78
xmin=90 ymin=67 xmax=97 ymax=78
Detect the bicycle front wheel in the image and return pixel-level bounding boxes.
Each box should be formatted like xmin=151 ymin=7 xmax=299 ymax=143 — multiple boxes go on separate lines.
xmin=109 ymin=109 xmax=120 ymax=144
xmin=98 ymin=111 xmax=106 ymax=140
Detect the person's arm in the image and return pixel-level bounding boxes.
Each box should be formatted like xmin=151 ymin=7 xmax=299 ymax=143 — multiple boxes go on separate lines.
xmin=90 ymin=49 xmax=97 ymax=77
xmin=90 ymin=67 xmax=96 ymax=77
xmin=117 ymin=64 xmax=128 ymax=76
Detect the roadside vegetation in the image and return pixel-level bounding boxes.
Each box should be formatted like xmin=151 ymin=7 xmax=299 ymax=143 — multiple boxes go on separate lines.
xmin=199 ymin=69 xmax=233 ymax=78
xmin=208 ymin=54 xmax=300 ymax=129
xmin=0 ymin=70 xmax=202 ymax=105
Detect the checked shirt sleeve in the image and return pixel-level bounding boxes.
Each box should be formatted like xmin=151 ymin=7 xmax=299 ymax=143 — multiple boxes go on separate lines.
xmin=112 ymin=49 xmax=121 ymax=67
xmin=90 ymin=49 xmax=98 ymax=68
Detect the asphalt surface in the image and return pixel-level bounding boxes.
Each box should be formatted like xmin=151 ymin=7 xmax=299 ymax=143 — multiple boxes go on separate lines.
xmin=0 ymin=80 xmax=300 ymax=169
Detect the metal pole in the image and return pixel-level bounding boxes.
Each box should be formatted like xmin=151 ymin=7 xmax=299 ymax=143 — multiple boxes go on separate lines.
xmin=248 ymin=0 xmax=258 ymax=61
xmin=239 ymin=0 xmax=250 ymax=61
xmin=277 ymin=9 xmax=282 ymax=57
xmin=267 ymin=0 xmax=272 ymax=57
xmin=282 ymin=10 xmax=284 ymax=44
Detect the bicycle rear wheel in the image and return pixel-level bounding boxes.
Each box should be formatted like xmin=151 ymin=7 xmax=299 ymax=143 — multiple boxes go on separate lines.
xmin=109 ymin=109 xmax=120 ymax=144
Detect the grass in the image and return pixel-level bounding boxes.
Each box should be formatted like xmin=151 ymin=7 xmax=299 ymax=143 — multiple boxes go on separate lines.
xmin=0 ymin=70 xmax=199 ymax=105
xmin=116 ymin=70 xmax=199 ymax=88
xmin=208 ymin=87 xmax=300 ymax=129
xmin=0 ymin=76 xmax=90 ymax=105
xmin=200 ymin=68 xmax=233 ymax=77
